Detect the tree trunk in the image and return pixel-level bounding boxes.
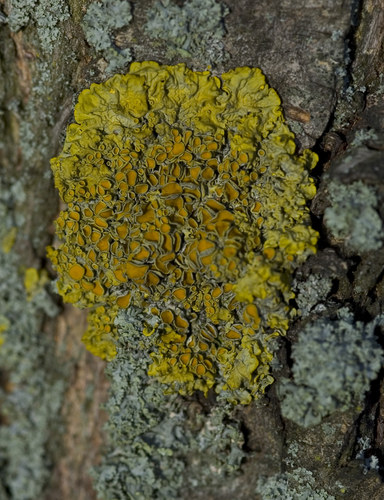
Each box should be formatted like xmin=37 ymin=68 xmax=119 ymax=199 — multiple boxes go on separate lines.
xmin=0 ymin=0 xmax=383 ymax=499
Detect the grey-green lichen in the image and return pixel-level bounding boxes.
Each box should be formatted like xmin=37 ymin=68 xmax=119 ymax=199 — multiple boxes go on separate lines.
xmin=279 ymin=309 xmax=383 ymax=428
xmin=256 ymin=467 xmax=335 ymax=500
xmin=324 ymin=180 xmax=383 ymax=254
xmin=82 ymin=0 xmax=133 ymax=73
xmin=293 ymin=274 xmax=333 ymax=317
xmin=91 ymin=307 xmax=245 ymax=500
xmin=4 ymin=56 xmax=71 ymax=247
xmin=0 ymin=191 xmax=65 ymax=499
xmin=350 ymin=129 xmax=379 ymax=148
xmin=145 ymin=0 xmax=229 ymax=66
xmin=7 ymin=0 xmax=69 ymax=53
xmin=355 ymin=436 xmax=380 ymax=475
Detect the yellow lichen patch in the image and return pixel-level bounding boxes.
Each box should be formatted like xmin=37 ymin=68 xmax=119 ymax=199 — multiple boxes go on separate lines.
xmin=1 ymin=227 xmax=17 ymax=253
xmin=81 ymin=306 xmax=117 ymax=360
xmin=116 ymin=293 xmax=131 ymax=308
xmin=47 ymin=61 xmax=318 ymax=403
xmin=68 ymin=264 xmax=85 ymax=281
xmin=24 ymin=267 xmax=49 ymax=301
xmin=0 ymin=315 xmax=10 ymax=347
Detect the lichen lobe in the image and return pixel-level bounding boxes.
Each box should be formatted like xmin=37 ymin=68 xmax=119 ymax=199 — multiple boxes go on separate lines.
xmin=48 ymin=61 xmax=318 ymax=403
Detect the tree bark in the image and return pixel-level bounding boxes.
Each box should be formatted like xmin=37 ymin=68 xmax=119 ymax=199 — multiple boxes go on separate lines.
xmin=0 ymin=1 xmax=383 ymax=499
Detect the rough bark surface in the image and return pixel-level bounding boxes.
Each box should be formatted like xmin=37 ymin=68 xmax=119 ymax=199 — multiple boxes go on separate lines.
xmin=0 ymin=0 xmax=384 ymax=499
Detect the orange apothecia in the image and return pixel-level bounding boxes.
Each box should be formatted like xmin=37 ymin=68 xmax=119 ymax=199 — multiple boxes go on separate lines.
xmin=48 ymin=61 xmax=318 ymax=403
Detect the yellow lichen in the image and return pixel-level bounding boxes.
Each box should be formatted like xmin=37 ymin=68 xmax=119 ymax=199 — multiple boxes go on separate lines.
xmin=2 ymin=227 xmax=17 ymax=253
xmin=48 ymin=61 xmax=318 ymax=402
xmin=24 ymin=267 xmax=49 ymax=301
xmin=0 ymin=315 xmax=9 ymax=347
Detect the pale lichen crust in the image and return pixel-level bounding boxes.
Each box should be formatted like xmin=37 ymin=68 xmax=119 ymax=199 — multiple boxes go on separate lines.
xmin=279 ymin=309 xmax=384 ymax=427
xmin=48 ymin=61 xmax=318 ymax=403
